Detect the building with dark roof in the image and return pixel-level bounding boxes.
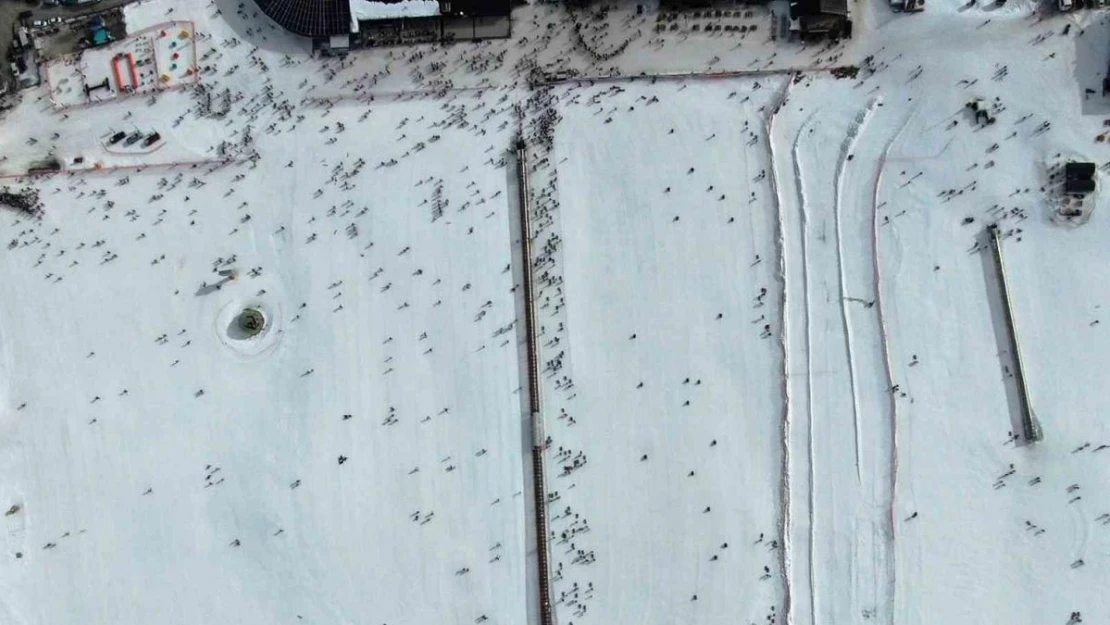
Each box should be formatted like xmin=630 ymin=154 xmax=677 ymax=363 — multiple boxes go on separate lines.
xmin=1066 ymin=162 xmax=1096 ymax=181
xmin=1064 ymin=162 xmax=1096 ymax=196
xmin=352 ymin=0 xmax=510 ymax=47
xmin=254 ymin=0 xmax=352 ymax=37
xmin=788 ymin=0 xmax=851 ymax=39
xmin=253 ymin=0 xmax=510 ymax=48
xmin=1065 ymin=177 xmax=1096 ymax=195
xmin=443 ymin=0 xmax=511 ymax=17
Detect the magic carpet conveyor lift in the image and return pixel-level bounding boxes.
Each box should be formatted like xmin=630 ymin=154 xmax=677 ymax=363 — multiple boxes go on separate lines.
xmin=987 ymin=224 xmax=1043 ymax=444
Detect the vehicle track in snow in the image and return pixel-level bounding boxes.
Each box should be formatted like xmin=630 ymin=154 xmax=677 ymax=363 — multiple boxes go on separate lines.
xmin=833 ymin=97 xmax=902 ymax=625
xmin=870 ymin=109 xmax=915 ymax=625
xmin=832 ymin=99 xmax=880 ymax=485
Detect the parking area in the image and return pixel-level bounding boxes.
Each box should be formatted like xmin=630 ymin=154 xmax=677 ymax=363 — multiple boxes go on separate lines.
xmin=23 ymin=9 xmax=126 ymax=57
xmin=1 ymin=0 xmax=138 ymax=96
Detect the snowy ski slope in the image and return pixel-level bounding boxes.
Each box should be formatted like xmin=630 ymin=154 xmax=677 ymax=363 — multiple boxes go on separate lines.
xmin=536 ymin=78 xmax=788 ymax=625
xmin=0 ymin=81 xmax=529 ymax=625
xmin=2 ymin=0 xmax=1110 ymax=624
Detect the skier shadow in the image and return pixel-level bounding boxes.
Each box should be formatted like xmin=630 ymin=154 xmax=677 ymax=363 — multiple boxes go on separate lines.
xmin=195 ymin=274 xmax=235 ymax=296
xmin=977 ymin=227 xmax=1035 ymax=446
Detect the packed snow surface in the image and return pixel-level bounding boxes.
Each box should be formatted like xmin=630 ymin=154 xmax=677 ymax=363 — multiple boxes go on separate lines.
xmin=2 ymin=0 xmax=1110 ymax=624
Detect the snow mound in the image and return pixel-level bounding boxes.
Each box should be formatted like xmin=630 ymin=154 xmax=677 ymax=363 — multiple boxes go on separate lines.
xmin=213 ymin=290 xmax=284 ymax=361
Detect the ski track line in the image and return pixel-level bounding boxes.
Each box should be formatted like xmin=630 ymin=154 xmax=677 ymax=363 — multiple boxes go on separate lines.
xmin=871 ymin=108 xmax=916 ymax=625
xmin=832 ymin=99 xmax=880 ymax=486
xmin=765 ymin=75 xmax=795 ymax=625
xmin=791 ymin=108 xmax=819 ymax=625
xmin=884 ymin=136 xmax=953 ymax=163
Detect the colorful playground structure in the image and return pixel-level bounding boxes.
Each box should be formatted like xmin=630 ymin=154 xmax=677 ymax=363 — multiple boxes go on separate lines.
xmin=111 ymin=52 xmax=139 ymax=93
xmin=44 ymin=21 xmax=200 ymax=110
xmin=156 ymin=27 xmax=197 ymax=84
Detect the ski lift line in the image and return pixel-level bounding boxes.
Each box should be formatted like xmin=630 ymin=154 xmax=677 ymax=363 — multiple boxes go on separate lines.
xmin=516 ymin=147 xmax=541 ymax=418
xmin=987 ymin=224 xmax=1042 ymax=443
xmin=514 ymin=140 xmax=553 ymax=625
xmin=534 ymin=64 xmax=854 ymax=89
xmin=303 ymin=83 xmax=498 ymax=107
xmin=0 ymin=156 xmax=244 ymax=181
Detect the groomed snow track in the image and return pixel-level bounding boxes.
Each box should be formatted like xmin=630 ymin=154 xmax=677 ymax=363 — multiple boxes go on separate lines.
xmin=765 ymin=76 xmax=795 ymax=625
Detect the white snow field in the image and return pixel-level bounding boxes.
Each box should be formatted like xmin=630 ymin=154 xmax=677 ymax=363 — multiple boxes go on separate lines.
xmin=531 ymin=78 xmax=789 ymax=625
xmin=768 ymin=21 xmax=1110 ymax=625
xmin=1 ymin=43 xmax=530 ymax=625
xmin=4 ymin=0 xmax=1110 ymax=623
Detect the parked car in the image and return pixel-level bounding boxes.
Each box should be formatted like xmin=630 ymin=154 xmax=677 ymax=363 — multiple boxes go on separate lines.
xmin=123 ymin=131 xmax=143 ymax=146
xmin=107 ymin=131 xmax=127 ymax=145
xmin=48 ymin=17 xmax=63 ymax=25
xmin=141 ymin=132 xmax=162 ymax=148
